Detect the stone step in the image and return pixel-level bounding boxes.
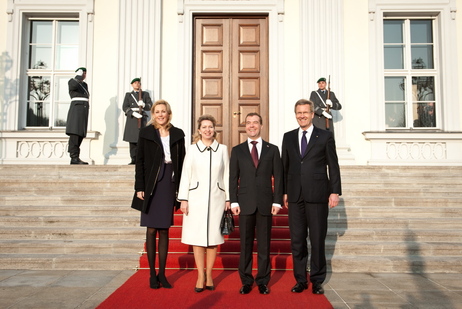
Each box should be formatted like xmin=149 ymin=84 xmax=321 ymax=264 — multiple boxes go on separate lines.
xmin=2 ymin=195 xmax=461 ymax=208
xmin=2 ymin=253 xmax=460 ymax=272
xmin=338 ymin=165 xmax=462 ymax=175
xmin=0 ymin=180 xmax=133 ymax=188
xmin=328 ymin=228 xmax=462 ymax=242
xmin=337 ymin=206 xmax=462 ymax=218
xmin=0 ymin=188 xmax=133 ymax=197
xmin=3 ymin=186 xmax=462 ymax=198
xmin=341 ymin=197 xmax=462 ymax=207
xmin=1 ymin=225 xmax=459 ymax=243
xmin=2 ymin=239 xmax=460 ymax=256
xmin=1 ymin=164 xmax=461 ymax=272
xmin=2 ymin=205 xmax=461 ymax=218
xmin=0 ymin=227 xmax=145 ymax=240
xmin=1 ymin=215 xmax=462 ymax=229
xmin=0 ymin=239 xmax=144 ymax=254
xmin=0 ymin=165 xmax=135 ymax=175
xmin=0 ymin=254 xmax=140 ymax=270
xmin=342 ymin=189 xmax=462 ymax=197
xmin=329 ymin=255 xmax=462 ymax=273
xmin=0 ymin=196 xmax=132 ymax=206
xmin=0 ymin=205 xmax=137 ymax=216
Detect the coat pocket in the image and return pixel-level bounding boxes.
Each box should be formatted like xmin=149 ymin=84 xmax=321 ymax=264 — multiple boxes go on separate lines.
xmin=189 ymin=182 xmax=199 ymax=191
xmin=217 ymin=182 xmax=225 ymax=192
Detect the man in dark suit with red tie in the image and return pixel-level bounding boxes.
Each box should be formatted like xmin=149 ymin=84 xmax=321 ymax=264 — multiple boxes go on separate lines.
xmin=229 ymin=113 xmax=283 ymax=295
xmin=281 ymin=99 xmax=342 ymax=295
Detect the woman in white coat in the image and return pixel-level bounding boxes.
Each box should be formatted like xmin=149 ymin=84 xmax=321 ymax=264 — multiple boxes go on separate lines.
xmin=178 ymin=114 xmax=230 ymax=293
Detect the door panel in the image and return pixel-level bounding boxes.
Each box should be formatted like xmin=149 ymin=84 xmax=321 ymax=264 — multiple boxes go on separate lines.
xmin=194 ymin=16 xmax=268 ymax=148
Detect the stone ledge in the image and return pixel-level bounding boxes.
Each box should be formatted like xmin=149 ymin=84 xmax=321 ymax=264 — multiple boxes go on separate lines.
xmin=363 ymin=131 xmax=462 ymax=165
xmin=0 ymin=130 xmax=100 ymax=164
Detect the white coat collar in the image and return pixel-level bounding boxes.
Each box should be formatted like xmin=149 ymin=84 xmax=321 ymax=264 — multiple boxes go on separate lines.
xmin=196 ymin=139 xmax=219 ymax=152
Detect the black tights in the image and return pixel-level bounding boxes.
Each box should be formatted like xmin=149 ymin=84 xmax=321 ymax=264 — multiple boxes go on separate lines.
xmin=146 ymin=227 xmax=169 ymax=279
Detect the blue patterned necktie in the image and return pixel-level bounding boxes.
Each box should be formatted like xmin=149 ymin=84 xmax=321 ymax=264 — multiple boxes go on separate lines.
xmin=301 ymin=131 xmax=307 ymax=156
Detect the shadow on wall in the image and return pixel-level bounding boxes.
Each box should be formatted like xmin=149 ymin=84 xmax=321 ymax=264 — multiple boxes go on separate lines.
xmin=0 ymin=51 xmax=17 ymax=132
xmin=103 ymin=96 xmax=120 ymax=164
xmin=325 ymin=197 xmax=348 ymax=283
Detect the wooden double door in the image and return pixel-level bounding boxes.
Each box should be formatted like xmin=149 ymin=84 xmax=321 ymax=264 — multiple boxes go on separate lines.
xmin=193 ymin=16 xmax=269 ymax=148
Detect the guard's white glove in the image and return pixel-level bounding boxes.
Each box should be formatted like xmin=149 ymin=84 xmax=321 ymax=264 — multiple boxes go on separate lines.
xmin=326 ymin=99 xmax=333 ymax=107
xmin=322 ymin=111 xmax=332 ymax=119
xmin=132 ymin=112 xmax=142 ymax=119
xmin=137 ymin=100 xmax=145 ymax=108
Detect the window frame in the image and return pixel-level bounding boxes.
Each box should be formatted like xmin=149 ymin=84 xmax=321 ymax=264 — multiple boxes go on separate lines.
xmin=383 ymin=15 xmax=440 ymax=130
xmin=25 ymin=16 xmax=79 ymax=129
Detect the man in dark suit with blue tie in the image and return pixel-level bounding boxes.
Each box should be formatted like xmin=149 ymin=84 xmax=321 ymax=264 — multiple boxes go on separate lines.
xmin=282 ymin=99 xmax=341 ymax=295
xmin=229 ymin=113 xmax=283 ymax=295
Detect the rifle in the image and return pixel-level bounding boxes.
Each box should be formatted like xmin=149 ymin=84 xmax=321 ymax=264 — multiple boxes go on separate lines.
xmin=325 ymin=75 xmax=331 ymax=130
xmin=137 ymin=87 xmax=142 ymax=128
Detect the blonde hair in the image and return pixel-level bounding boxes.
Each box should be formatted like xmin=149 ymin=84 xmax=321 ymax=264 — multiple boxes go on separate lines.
xmin=148 ymin=99 xmax=173 ymax=130
xmin=192 ymin=114 xmax=217 ymax=144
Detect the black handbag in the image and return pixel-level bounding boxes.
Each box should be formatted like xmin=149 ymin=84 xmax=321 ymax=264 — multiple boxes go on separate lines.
xmin=220 ymin=209 xmax=235 ymax=235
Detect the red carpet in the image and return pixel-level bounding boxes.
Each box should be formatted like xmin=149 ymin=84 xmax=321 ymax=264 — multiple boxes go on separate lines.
xmin=96 ymin=269 xmax=333 ymax=309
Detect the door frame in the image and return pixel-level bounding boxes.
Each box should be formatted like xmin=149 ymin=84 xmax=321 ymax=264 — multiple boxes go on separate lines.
xmin=175 ymin=1 xmax=286 ymax=147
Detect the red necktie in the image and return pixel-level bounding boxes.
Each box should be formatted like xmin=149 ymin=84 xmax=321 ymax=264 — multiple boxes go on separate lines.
xmin=251 ymin=141 xmax=258 ymax=168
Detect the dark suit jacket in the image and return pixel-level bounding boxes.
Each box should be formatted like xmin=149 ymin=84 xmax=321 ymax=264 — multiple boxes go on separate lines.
xmin=229 ymin=140 xmax=283 ymax=216
xmin=281 ymin=126 xmax=341 ymax=204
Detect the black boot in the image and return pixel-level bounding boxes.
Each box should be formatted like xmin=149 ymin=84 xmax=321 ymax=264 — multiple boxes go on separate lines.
xmin=70 ymin=157 xmax=89 ymax=165
xmin=150 ymin=275 xmax=159 ymax=289
xmin=157 ymin=274 xmax=172 ymax=289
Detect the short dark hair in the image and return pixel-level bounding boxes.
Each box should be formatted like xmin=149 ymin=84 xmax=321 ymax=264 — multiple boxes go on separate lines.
xmin=294 ymin=99 xmax=314 ymax=113
xmin=245 ymin=112 xmax=262 ymax=125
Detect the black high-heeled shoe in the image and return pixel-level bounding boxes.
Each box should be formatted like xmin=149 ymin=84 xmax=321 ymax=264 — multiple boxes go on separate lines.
xmin=205 ymin=271 xmax=214 ymax=290
xmin=195 ymin=275 xmax=205 ymax=293
xmin=150 ymin=276 xmax=159 ymax=289
xmin=157 ymin=275 xmax=172 ymax=289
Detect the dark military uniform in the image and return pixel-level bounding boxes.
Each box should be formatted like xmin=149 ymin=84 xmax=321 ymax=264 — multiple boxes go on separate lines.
xmin=309 ymin=89 xmax=342 ymax=136
xmin=122 ymin=90 xmax=153 ymax=163
xmin=66 ymin=77 xmax=89 ymax=160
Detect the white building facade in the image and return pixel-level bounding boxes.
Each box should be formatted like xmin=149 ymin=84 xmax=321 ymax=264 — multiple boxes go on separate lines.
xmin=1 ymin=0 xmax=461 ymax=165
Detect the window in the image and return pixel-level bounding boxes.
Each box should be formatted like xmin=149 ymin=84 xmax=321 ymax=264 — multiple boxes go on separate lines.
xmin=383 ymin=18 xmax=437 ymax=129
xmin=26 ymin=19 xmax=79 ymax=127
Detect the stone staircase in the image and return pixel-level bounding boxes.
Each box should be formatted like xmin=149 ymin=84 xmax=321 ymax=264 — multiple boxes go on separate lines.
xmin=0 ymin=165 xmax=461 ymax=272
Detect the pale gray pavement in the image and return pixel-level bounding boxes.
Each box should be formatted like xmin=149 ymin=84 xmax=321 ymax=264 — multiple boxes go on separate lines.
xmin=1 ymin=270 xmax=462 ymax=308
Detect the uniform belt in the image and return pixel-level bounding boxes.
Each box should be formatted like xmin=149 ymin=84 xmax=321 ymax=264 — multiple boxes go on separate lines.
xmin=131 ymin=107 xmax=142 ymax=111
xmin=71 ymin=97 xmax=89 ymax=102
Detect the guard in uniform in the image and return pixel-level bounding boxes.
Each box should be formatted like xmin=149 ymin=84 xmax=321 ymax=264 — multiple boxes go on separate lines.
xmin=66 ymin=67 xmax=90 ymax=165
xmin=309 ymin=77 xmax=342 ymax=136
xmin=122 ymin=77 xmax=153 ymax=164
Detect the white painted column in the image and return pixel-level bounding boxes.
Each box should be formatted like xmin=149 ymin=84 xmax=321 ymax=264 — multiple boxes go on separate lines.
xmin=106 ymin=0 xmax=162 ymax=164
xmin=301 ymin=0 xmax=355 ymax=164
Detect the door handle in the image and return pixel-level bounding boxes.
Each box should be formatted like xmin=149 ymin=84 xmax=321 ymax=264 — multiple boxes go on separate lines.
xmin=233 ymin=111 xmax=241 ymax=118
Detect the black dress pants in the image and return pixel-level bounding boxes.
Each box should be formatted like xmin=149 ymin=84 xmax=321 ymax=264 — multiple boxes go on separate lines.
xmin=129 ymin=142 xmax=137 ymax=162
xmin=288 ymin=197 xmax=329 ymax=284
xmin=238 ymin=210 xmax=272 ymax=286
xmin=68 ymin=134 xmax=84 ymax=158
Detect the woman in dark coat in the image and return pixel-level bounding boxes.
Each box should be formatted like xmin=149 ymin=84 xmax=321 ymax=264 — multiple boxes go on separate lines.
xmin=131 ymin=99 xmax=185 ymax=289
